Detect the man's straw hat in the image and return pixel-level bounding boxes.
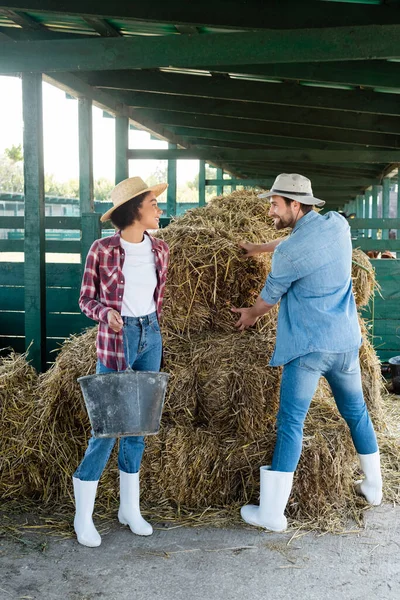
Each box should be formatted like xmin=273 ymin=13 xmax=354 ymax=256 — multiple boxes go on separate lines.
xmin=258 ymin=173 xmax=325 ymax=207
xmin=100 ymin=176 xmax=168 ymax=222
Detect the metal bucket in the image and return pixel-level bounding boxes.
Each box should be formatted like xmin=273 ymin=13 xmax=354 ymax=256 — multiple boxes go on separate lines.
xmin=78 ymin=369 xmax=170 ymax=438
xmin=388 ymin=356 xmax=400 ymax=379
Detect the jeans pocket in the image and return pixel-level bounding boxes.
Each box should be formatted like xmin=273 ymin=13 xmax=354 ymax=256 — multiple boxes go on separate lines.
xmin=341 ymin=348 xmax=360 ymax=373
xmin=298 ymin=352 xmax=325 ymax=373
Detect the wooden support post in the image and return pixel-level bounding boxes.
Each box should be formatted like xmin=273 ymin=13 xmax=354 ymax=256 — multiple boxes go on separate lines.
xmin=22 ymin=72 xmax=46 ymax=372
xmin=167 ymin=142 xmax=177 ymax=217
xmin=115 ymin=115 xmax=129 ymax=185
xmin=216 ymin=167 xmax=223 ymax=196
xmin=397 ymin=177 xmax=400 ymax=240
xmin=382 ymin=177 xmax=390 ymax=240
xmin=365 ymin=190 xmax=372 ymax=238
xmin=199 ymin=160 xmax=206 ymax=207
xmin=78 ymin=97 xmax=97 ymax=263
xmin=81 ymin=213 xmax=101 ymax=266
xmin=371 ymin=185 xmax=380 ymax=240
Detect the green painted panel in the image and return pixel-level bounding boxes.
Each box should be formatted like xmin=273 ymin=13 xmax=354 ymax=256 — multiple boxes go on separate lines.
xmin=371 ymin=334 xmax=400 ymax=350
xmin=0 ymin=336 xmax=25 ymax=355
xmin=0 ymin=288 xmax=24 ymax=311
xmin=47 ymin=312 xmax=93 ymax=337
xmin=350 ymin=218 xmax=400 ymax=229
xmin=370 ymin=320 xmax=400 ymax=337
xmin=47 ymin=264 xmax=82 ymax=288
xmin=0 ymin=312 xmax=24 ymax=336
xmin=375 ymin=350 xmax=400 ymax=362
xmin=352 ymin=240 xmax=400 ymax=251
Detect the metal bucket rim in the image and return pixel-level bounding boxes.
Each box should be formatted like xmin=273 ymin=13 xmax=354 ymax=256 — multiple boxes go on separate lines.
xmin=388 ymin=356 xmax=400 ymax=365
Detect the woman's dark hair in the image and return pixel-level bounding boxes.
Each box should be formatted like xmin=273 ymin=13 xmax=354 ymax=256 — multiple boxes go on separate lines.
xmin=110 ymin=192 xmax=148 ymax=230
xmin=283 ymin=197 xmax=313 ymax=214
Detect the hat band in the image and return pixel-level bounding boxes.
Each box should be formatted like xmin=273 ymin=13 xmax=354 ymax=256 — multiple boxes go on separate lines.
xmin=271 ymin=188 xmax=311 ymax=196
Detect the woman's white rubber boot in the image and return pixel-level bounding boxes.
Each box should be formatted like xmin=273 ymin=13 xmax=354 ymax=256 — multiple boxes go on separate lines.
xmin=118 ymin=471 xmax=153 ymax=536
xmin=355 ymin=451 xmax=383 ymax=506
xmin=240 ymin=466 xmax=294 ymax=532
xmin=73 ymin=477 xmax=101 ymax=547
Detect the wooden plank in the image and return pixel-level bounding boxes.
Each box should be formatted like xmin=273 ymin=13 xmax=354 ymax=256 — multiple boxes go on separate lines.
xmin=47 ymin=312 xmax=93 ymax=337
xmin=115 ymin=115 xmax=128 ymax=185
xmin=3 ymin=1 xmax=400 ymax=30
xmin=0 ymin=311 xmax=24 ymax=336
xmin=213 ymin=60 xmax=400 ymax=91
xmin=83 ymin=71 xmax=400 ymax=117
xmin=350 ymin=219 xmax=400 ymax=230
xmin=81 ymin=212 xmax=101 ymax=272
xmin=127 ymin=148 xmax=400 ymax=164
xmin=0 ymin=287 xmax=24 ymax=311
xmin=2 ymin=26 xmax=400 ymax=74
xmin=352 ymin=240 xmax=400 ymax=251
xmin=0 ymin=239 xmax=81 ymax=253
xmin=371 ymin=335 xmax=400 ymax=350
xmin=132 ymin=111 xmax=400 ymax=149
xmin=46 ymin=264 xmax=82 ymax=288
xmin=370 ymin=320 xmax=400 ymax=337
xmin=0 ymin=336 xmax=25 ymax=355
xmin=22 ymin=71 xmax=46 ymax=372
xmin=374 ymin=349 xmax=400 ymax=363
xmin=108 ymin=89 xmax=400 ymax=136
xmin=382 ymin=177 xmax=391 ymax=241
xmin=370 ymin=259 xmax=400 ymax=276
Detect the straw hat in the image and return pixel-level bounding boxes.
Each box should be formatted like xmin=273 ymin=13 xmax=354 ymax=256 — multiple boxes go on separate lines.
xmin=258 ymin=173 xmax=325 ymax=207
xmin=100 ymin=176 xmax=168 ymax=222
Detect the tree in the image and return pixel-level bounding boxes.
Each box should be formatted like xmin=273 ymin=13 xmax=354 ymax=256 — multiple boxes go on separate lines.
xmin=4 ymin=144 xmax=23 ymax=163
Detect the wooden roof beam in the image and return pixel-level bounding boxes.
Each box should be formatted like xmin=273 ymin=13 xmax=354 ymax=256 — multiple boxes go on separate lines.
xmin=1 ymin=1 xmax=400 ymax=30
xmin=1 ymin=26 xmax=400 ymax=74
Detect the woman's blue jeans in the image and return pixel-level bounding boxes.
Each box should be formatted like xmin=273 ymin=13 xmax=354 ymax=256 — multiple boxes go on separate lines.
xmin=272 ymin=349 xmax=378 ymax=472
xmin=74 ymin=313 xmax=162 ymax=481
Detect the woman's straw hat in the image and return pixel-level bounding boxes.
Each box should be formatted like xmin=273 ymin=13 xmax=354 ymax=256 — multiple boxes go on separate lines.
xmin=100 ymin=176 xmax=168 ymax=223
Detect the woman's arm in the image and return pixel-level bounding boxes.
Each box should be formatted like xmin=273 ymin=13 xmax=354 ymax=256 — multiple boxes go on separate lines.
xmin=79 ymin=241 xmax=112 ymax=324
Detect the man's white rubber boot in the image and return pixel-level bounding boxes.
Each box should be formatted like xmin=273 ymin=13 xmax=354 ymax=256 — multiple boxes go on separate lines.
xmin=240 ymin=466 xmax=294 ymax=532
xmin=118 ymin=471 xmax=153 ymax=536
xmin=355 ymin=451 xmax=383 ymax=506
xmin=73 ymin=477 xmax=101 ymax=547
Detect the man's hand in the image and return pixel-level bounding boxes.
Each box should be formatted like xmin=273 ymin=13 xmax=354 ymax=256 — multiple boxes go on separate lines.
xmin=107 ymin=309 xmax=124 ymax=333
xmin=231 ymin=306 xmax=259 ymax=332
xmin=239 ymin=240 xmax=260 ymax=257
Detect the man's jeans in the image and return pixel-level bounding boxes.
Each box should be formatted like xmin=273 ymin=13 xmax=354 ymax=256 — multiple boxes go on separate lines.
xmin=74 ymin=313 xmax=162 ymax=481
xmin=272 ymin=349 xmax=378 ymax=472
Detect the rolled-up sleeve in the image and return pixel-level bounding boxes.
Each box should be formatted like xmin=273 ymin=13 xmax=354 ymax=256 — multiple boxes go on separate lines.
xmin=260 ymin=248 xmax=299 ymax=306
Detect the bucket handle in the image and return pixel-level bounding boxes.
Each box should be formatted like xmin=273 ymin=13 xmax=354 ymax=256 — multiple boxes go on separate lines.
xmin=116 ymin=325 xmax=133 ymax=373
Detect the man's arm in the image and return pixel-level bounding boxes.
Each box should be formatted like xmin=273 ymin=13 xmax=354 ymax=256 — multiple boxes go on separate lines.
xmin=239 ymin=237 xmax=287 ymax=257
xmin=232 ymin=296 xmax=274 ymax=331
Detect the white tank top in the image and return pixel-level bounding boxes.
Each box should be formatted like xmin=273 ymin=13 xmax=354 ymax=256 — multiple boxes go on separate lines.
xmin=120 ymin=235 xmax=157 ymax=317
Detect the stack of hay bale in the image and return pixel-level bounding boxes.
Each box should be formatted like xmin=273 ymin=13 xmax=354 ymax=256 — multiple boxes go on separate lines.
xmin=0 ymin=190 xmax=391 ymax=529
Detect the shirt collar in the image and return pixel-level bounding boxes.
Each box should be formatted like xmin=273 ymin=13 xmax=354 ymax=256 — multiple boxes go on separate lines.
xmin=109 ymin=229 xmax=160 ymax=250
xmin=292 ymin=209 xmax=319 ymax=234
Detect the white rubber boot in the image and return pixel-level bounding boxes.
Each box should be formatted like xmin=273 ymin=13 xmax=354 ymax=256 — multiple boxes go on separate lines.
xmin=73 ymin=477 xmax=101 ymax=547
xmin=118 ymin=471 xmax=153 ymax=536
xmin=240 ymin=466 xmax=294 ymax=532
xmin=355 ymin=451 xmax=383 ymax=506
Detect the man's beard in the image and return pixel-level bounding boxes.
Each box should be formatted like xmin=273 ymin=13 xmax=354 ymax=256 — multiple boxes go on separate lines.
xmin=274 ymin=216 xmax=292 ymax=230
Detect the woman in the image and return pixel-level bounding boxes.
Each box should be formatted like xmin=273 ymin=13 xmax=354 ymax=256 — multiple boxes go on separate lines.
xmin=74 ymin=176 xmax=169 ymax=547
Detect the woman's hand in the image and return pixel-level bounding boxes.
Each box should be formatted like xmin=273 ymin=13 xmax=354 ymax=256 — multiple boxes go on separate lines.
xmin=107 ymin=309 xmax=124 ymax=333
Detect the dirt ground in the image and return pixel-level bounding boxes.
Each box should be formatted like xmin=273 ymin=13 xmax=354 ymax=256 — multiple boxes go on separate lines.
xmin=0 ymin=504 xmax=399 ymax=600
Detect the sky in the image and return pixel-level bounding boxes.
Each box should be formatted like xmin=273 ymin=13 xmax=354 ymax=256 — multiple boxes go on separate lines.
xmin=0 ymin=75 xmax=199 ymax=184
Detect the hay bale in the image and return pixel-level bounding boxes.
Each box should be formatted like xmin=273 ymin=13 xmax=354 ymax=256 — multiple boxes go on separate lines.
xmin=158 ymin=225 xmax=277 ymax=335
xmin=352 ymin=248 xmax=377 ymax=307
xmin=0 ymin=350 xmax=40 ymax=498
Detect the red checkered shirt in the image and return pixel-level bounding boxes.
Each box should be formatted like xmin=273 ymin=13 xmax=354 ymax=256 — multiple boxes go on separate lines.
xmin=79 ymin=230 xmax=169 ymax=370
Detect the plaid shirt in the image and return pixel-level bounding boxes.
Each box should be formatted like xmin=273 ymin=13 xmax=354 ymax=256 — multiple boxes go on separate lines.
xmin=79 ymin=230 xmax=169 ymax=370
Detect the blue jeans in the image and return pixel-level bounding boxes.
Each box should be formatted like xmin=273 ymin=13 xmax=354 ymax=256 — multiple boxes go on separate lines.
xmin=272 ymin=349 xmax=378 ymax=472
xmin=74 ymin=313 xmax=162 ymax=481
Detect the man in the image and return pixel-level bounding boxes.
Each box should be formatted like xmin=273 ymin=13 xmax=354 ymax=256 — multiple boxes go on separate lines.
xmin=232 ymin=173 xmax=382 ymax=533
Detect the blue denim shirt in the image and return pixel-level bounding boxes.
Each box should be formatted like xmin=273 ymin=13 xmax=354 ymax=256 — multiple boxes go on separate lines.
xmin=260 ymin=210 xmax=361 ymax=366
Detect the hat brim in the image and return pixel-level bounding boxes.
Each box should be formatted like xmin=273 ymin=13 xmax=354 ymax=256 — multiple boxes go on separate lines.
xmin=258 ymin=190 xmax=325 ymax=208
xmin=100 ymin=182 xmax=168 ymax=223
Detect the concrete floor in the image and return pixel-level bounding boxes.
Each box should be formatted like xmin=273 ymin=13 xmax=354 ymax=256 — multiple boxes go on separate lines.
xmin=0 ymin=505 xmax=399 ymax=600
